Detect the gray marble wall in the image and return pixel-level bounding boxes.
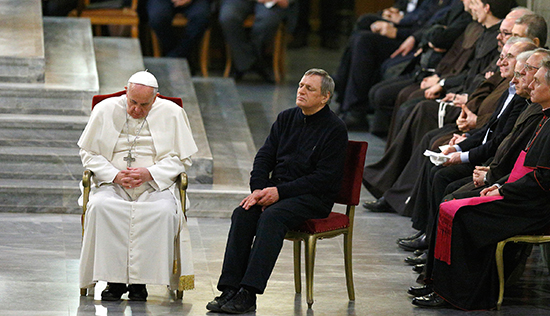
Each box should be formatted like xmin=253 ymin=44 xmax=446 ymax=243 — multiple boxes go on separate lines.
xmin=528 ymin=0 xmax=550 ymax=46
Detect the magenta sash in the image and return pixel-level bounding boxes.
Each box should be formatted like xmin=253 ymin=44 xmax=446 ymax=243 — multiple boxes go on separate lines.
xmin=434 ymin=151 xmax=533 ymax=265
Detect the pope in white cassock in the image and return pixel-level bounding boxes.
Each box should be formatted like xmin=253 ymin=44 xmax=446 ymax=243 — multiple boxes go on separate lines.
xmin=77 ymin=71 xmax=198 ymax=301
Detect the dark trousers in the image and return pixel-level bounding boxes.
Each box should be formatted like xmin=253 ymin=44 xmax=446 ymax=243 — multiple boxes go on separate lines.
xmin=410 ymin=158 xmax=474 ymax=238
xmin=218 ymin=0 xmax=288 ymax=72
xmin=217 ymin=194 xmax=331 ymax=294
xmin=369 ymin=76 xmax=415 ymax=135
xmin=147 ymin=0 xmax=211 ymax=58
xmin=334 ymin=30 xmax=401 ymax=113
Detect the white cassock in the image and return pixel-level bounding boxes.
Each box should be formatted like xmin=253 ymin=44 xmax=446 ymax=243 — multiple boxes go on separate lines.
xmin=77 ymin=95 xmax=198 ymax=292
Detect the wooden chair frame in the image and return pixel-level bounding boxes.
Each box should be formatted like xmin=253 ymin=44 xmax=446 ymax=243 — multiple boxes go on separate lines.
xmin=222 ymin=15 xmax=286 ymax=84
xmin=71 ymin=0 xmax=140 ymax=38
xmin=150 ymin=13 xmax=212 ymax=78
xmin=495 ymin=234 xmax=550 ymax=310
xmin=284 ymin=141 xmax=368 ymax=308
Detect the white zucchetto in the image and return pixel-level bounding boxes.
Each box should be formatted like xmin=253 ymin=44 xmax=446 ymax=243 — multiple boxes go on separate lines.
xmin=128 ymin=71 xmax=159 ymax=88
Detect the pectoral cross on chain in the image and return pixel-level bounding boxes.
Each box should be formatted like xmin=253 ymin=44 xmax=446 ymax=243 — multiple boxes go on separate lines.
xmin=124 ymin=151 xmax=135 ymax=167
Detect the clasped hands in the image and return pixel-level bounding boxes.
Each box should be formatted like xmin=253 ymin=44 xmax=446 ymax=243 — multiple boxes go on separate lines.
xmin=114 ymin=167 xmax=153 ymax=189
xmin=371 ymin=21 xmax=397 ymax=39
xmin=240 ymin=187 xmax=279 ymax=211
xmin=440 ymin=133 xmax=467 ymax=166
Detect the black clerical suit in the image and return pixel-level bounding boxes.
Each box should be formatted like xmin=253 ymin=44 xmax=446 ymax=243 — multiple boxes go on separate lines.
xmin=217 ymin=105 xmax=348 ymax=294
xmin=408 ymin=87 xmax=527 ymax=237
xmin=424 ymin=108 xmax=550 ymax=311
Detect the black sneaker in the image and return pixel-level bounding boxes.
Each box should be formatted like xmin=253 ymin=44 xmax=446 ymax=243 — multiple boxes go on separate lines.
xmin=128 ymin=284 xmax=148 ymax=301
xmin=220 ymin=287 xmax=257 ymax=314
xmin=206 ymin=287 xmax=238 ymax=312
xmin=101 ymin=283 xmax=128 ymax=301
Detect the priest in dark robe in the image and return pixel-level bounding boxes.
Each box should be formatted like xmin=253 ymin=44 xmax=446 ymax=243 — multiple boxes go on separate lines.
xmin=410 ymin=59 xmax=550 ymax=310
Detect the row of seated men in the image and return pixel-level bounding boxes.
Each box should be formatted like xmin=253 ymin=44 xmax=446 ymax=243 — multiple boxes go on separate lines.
xmin=78 ymin=68 xmax=349 ymax=314
xmin=43 ymin=0 xmax=348 ymax=81
xmin=355 ymin=0 xmax=550 ymax=310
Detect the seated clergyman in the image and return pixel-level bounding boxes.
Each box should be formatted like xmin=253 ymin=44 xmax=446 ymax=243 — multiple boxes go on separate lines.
xmin=78 ymin=71 xmax=198 ymax=301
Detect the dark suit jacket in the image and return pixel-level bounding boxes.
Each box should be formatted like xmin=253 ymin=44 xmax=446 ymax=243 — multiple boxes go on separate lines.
xmin=488 ymin=102 xmax=544 ymax=183
xmin=458 ymin=90 xmax=527 ymax=165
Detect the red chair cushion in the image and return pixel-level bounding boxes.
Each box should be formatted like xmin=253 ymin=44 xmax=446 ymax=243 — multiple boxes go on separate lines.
xmin=292 ymin=212 xmax=350 ymax=234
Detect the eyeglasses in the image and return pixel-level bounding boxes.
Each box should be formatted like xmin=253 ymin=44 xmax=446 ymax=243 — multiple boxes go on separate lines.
xmin=499 ymin=31 xmax=513 ymax=37
xmin=513 ymin=71 xmax=524 ymax=79
xmin=498 ymin=53 xmax=516 ymax=62
xmin=523 ymin=64 xmax=541 ymax=72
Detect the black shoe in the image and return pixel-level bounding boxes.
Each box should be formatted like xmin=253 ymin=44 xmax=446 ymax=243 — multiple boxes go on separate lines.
xmin=220 ymin=287 xmax=257 ymax=314
xmin=206 ymin=287 xmax=238 ymax=312
xmin=412 ymin=263 xmax=425 ymax=273
xmin=339 ymin=110 xmax=369 ymax=131
xmin=321 ymin=36 xmax=340 ymax=50
xmin=288 ymin=31 xmax=308 ymax=49
xmin=407 ymin=285 xmax=433 ymax=297
xmin=128 ymin=284 xmax=148 ymax=301
xmin=396 ymin=231 xmax=424 ymax=244
xmin=101 ymin=283 xmax=128 ymax=301
xmin=413 ymin=249 xmax=425 ymax=256
xmin=405 ymin=252 xmax=427 ymax=265
xmin=251 ymin=59 xmax=275 ymax=84
xmin=412 ymin=292 xmax=448 ymax=308
xmin=398 ymin=233 xmax=428 ymax=251
xmin=362 ymin=197 xmax=393 ymax=212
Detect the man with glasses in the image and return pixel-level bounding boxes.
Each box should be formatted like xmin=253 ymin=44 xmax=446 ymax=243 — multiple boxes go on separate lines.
xmin=396 ymin=38 xmax=536 ymax=253
xmin=444 ymin=48 xmax=550 ymax=199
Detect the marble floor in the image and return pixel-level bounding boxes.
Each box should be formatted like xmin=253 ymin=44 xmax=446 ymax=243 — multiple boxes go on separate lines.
xmin=3 ymin=40 xmax=550 ymax=316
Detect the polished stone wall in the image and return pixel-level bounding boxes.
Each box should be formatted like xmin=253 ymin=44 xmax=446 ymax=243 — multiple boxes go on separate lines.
xmin=529 ymin=0 xmax=550 ymax=46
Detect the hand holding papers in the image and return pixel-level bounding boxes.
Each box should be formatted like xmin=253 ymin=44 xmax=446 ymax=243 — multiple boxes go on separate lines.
xmin=424 ymin=148 xmax=452 ymax=166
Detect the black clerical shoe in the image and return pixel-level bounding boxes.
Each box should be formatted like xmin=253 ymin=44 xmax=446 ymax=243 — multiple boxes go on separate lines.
xmin=101 ymin=283 xmax=128 ymax=301
xmin=220 ymin=287 xmax=257 ymax=314
xmin=340 ymin=110 xmax=370 ymax=131
xmin=128 ymin=284 xmax=148 ymax=301
xmin=412 ymin=292 xmax=448 ymax=308
xmin=405 ymin=252 xmax=427 ymax=265
xmin=396 ymin=230 xmax=424 ymax=244
xmin=398 ymin=233 xmax=428 ymax=251
xmin=413 ymin=263 xmax=426 ymax=273
xmin=206 ymin=287 xmax=238 ymax=312
xmin=251 ymin=59 xmax=275 ymax=84
xmin=362 ymin=197 xmax=393 ymax=212
xmin=407 ymin=285 xmax=433 ymax=297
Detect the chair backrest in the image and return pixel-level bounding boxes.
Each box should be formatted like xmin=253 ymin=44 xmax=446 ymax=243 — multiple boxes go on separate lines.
xmin=335 ymin=141 xmax=368 ymax=206
xmin=91 ymin=90 xmax=183 ymax=110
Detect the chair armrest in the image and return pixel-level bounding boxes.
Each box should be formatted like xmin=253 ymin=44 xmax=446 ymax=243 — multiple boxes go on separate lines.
xmin=81 ymin=170 xmax=94 ymax=236
xmin=177 ymin=172 xmax=188 ymax=217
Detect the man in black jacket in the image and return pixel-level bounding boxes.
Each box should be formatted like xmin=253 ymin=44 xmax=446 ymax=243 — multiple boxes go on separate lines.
xmin=206 ymin=69 xmax=348 ymax=314
xmin=399 ymin=40 xmax=537 ymax=251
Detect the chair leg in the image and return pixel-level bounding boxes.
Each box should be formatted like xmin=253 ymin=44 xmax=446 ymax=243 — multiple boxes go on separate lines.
xmin=176 ymin=290 xmax=183 ymax=300
xmin=272 ymin=25 xmax=282 ymax=84
xmin=343 ymin=233 xmax=355 ymax=301
xmin=200 ymin=28 xmax=212 ymax=77
xmin=131 ymin=25 xmax=139 ymax=38
xmin=80 ymin=288 xmax=87 ymax=296
xmin=495 ymin=240 xmax=507 ymax=310
xmin=223 ymin=44 xmax=232 ymax=78
xmin=151 ymin=31 xmax=162 ymax=57
xmin=304 ymin=235 xmax=317 ymax=308
xmin=293 ymin=240 xmax=302 ymax=293
xmin=272 ymin=23 xmax=285 ymax=84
